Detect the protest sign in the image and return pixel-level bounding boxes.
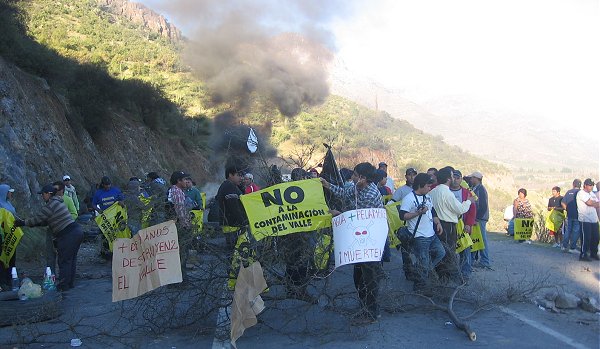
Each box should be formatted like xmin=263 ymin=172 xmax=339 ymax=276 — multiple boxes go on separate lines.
xmin=241 ymin=178 xmax=332 ymax=241
xmin=0 ymin=209 xmax=24 ymax=268
xmin=470 ymin=223 xmax=485 ymax=252
xmin=190 ymin=209 xmax=204 ymax=236
xmin=384 ymin=200 xmax=404 ymax=249
xmin=514 ymin=218 xmax=534 ymax=240
xmin=332 ymin=208 xmax=388 ymax=268
xmin=545 ymin=209 xmax=565 ymax=233
xmin=96 ymin=202 xmax=131 ymax=251
xmin=112 ymin=220 xmax=182 ymax=302
xmin=456 ymin=219 xmax=474 ymax=253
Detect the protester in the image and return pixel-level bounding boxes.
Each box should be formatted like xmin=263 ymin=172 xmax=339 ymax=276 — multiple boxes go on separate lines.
xmin=513 ymin=188 xmax=534 ymax=243
xmin=0 ymin=183 xmax=18 ymax=288
xmin=15 ymin=184 xmax=83 ymax=291
xmin=449 ymin=170 xmax=477 ymax=279
xmin=184 ymin=176 xmax=203 ymax=210
xmin=378 ymin=162 xmax=395 ymax=193
xmin=62 ymin=175 xmax=80 ymax=213
xmin=144 ymin=171 xmax=167 ymax=196
xmin=92 ymin=176 xmax=124 ymax=212
xmin=374 ymin=169 xmax=391 ymax=196
xmin=429 ymin=167 xmax=474 ymax=284
xmin=321 ymin=162 xmax=383 ymax=324
xmin=243 ymin=173 xmax=261 ymax=194
xmin=53 ymin=181 xmax=78 ymax=220
xmin=167 ymin=171 xmax=193 ymax=281
xmin=427 ymin=168 xmax=438 ymax=187
xmin=576 ymin=179 xmax=599 ymax=261
xmin=547 ymin=186 xmax=564 ymax=248
xmin=398 ymin=173 xmax=445 ymax=294
xmin=216 ymin=166 xmax=248 ymax=251
xmin=123 ymin=179 xmax=145 ymax=235
xmin=392 ymin=167 xmax=418 ymax=202
xmin=561 ymin=179 xmax=582 ymax=253
xmin=468 ymin=171 xmax=491 ymax=269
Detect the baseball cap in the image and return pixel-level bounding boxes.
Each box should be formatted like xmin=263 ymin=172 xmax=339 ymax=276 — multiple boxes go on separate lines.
xmin=405 ymin=168 xmax=417 ymax=175
xmin=38 ymin=184 xmax=56 ymax=195
xmin=452 ymin=170 xmax=462 ymax=177
xmin=378 ymin=162 xmax=388 ymax=168
xmin=100 ymin=176 xmax=111 ymax=185
xmin=62 ymin=175 xmax=71 ymax=181
xmin=469 ymin=171 xmax=483 ymax=179
xmin=584 ymin=178 xmax=595 ymax=186
xmin=245 ymin=173 xmax=253 ymax=180
xmin=170 ymin=171 xmax=190 ymax=185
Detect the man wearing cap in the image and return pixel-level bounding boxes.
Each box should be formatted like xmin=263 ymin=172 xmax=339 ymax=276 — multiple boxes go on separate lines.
xmin=378 ymin=162 xmax=395 ymax=193
xmin=243 ymin=173 xmax=260 ymax=194
xmin=576 ymin=179 xmax=599 ymax=261
xmin=0 ymin=183 xmax=18 ymax=287
xmin=392 ymin=168 xmax=418 ymax=202
xmin=14 ymin=185 xmax=83 ymax=291
xmin=561 ymin=179 xmax=582 ymax=252
xmin=468 ymin=171 xmax=491 ymax=269
xmin=92 ymin=176 xmax=124 ymax=212
xmin=62 ymin=175 xmax=80 ymax=213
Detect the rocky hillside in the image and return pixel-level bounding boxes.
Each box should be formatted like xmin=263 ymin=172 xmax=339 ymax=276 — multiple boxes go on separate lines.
xmin=0 ymin=57 xmax=209 ymax=208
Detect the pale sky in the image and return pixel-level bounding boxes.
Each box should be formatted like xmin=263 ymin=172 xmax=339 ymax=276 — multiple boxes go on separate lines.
xmin=332 ymin=0 xmax=600 ymax=124
xmin=140 ymin=0 xmax=599 ymax=125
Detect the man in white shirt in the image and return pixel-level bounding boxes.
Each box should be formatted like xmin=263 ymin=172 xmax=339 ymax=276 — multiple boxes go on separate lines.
xmin=399 ymin=173 xmax=445 ymax=293
xmin=576 ymin=178 xmax=599 ymax=261
xmin=428 ymin=167 xmax=474 ymax=282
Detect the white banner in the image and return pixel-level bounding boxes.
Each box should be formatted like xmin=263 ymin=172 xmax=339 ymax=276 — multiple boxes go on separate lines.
xmin=332 ymin=208 xmax=388 ymax=268
xmin=112 ymin=220 xmax=182 ymax=302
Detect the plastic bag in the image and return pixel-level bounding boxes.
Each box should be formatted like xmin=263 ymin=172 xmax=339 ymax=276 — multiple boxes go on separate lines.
xmin=18 ymin=278 xmax=42 ymax=299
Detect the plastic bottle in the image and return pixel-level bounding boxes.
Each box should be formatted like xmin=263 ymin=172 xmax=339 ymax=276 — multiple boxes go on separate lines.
xmin=43 ymin=267 xmax=57 ymax=291
xmin=11 ymin=267 xmax=20 ymax=291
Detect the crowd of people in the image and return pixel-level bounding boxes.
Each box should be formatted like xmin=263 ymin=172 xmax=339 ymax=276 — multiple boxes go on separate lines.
xmin=1 ymin=162 xmax=597 ymax=326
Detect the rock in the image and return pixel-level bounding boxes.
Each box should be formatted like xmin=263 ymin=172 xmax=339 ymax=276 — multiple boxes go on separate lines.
xmin=544 ymin=290 xmax=558 ymax=301
xmin=554 ymin=292 xmax=580 ymax=309
xmin=536 ymin=298 xmax=556 ymax=309
xmin=580 ymin=297 xmax=600 ymax=313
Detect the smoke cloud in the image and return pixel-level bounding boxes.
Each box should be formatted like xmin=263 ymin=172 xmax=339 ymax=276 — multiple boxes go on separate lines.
xmin=147 ymin=0 xmax=347 ymax=116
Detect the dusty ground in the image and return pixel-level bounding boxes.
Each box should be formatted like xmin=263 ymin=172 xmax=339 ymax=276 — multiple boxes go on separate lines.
xmin=1 ymin=231 xmax=599 ymax=348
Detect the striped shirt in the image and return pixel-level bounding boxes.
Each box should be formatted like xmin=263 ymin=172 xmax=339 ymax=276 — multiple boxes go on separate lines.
xmin=25 ymin=196 xmax=74 ymax=235
xmin=329 ymin=182 xmax=383 ymax=210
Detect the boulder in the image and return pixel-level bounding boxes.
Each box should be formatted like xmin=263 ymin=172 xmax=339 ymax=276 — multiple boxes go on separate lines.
xmin=554 ymin=292 xmax=580 ymax=309
xmin=544 ymin=290 xmax=558 ymax=301
xmin=580 ymin=297 xmax=600 ymax=313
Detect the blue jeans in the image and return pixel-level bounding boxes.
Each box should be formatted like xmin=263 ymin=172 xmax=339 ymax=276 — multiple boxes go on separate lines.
xmin=508 ymin=219 xmax=515 ymax=236
xmin=413 ymin=235 xmax=446 ymax=287
xmin=472 ymin=220 xmax=491 ymax=267
xmin=460 ymin=246 xmax=472 ymax=277
xmin=562 ymin=219 xmax=581 ymax=250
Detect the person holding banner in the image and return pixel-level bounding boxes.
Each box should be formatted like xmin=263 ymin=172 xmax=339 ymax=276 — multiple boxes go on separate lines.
xmin=469 ymin=171 xmax=491 ymax=269
xmin=399 ymin=173 xmax=445 ymax=295
xmin=576 ymin=179 xmax=599 ymax=261
xmin=0 ymin=183 xmax=18 ymax=287
xmin=217 ymin=166 xmax=248 ymax=251
xmin=14 ymin=184 xmax=83 ymax=291
xmin=513 ymin=188 xmax=533 ymax=243
xmin=321 ymin=162 xmax=384 ymax=323
xmin=449 ymin=170 xmax=477 ymax=279
xmin=547 ymin=186 xmax=564 ymax=248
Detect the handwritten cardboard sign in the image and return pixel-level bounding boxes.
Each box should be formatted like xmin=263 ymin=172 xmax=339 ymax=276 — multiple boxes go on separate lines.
xmin=112 ymin=220 xmax=182 ymax=302
xmin=332 ymin=208 xmax=387 ymax=268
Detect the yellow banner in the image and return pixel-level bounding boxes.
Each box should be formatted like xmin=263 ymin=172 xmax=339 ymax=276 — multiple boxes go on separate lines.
xmin=385 ymin=200 xmax=404 ymax=249
xmin=545 ymin=209 xmax=565 ymax=233
xmin=240 ymin=178 xmax=332 ymax=241
xmin=456 ymin=219 xmax=473 ymax=253
xmin=190 ymin=209 xmax=204 ymax=236
xmin=514 ymin=218 xmax=534 ymax=240
xmin=139 ymin=194 xmax=153 ymax=229
xmin=470 ymin=223 xmax=485 ymax=252
xmin=313 ymin=233 xmax=332 ymax=271
xmin=95 ymin=203 xmax=132 ymax=251
xmin=0 ymin=209 xmax=24 ymax=268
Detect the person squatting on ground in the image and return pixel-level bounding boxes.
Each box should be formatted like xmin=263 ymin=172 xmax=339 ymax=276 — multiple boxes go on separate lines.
xmin=547 ymin=186 xmax=565 ymax=248
xmin=0 ymin=183 xmax=18 ymax=287
xmin=15 ymin=184 xmax=83 ymax=291
xmin=398 ymin=173 xmax=445 ymax=294
xmin=576 ymin=178 xmax=599 ymax=261
xmin=428 ymin=167 xmax=474 ymax=283
xmin=468 ymin=171 xmax=491 ymax=269
xmin=321 ymin=162 xmax=384 ymax=323
xmin=561 ymin=179 xmax=582 ymax=252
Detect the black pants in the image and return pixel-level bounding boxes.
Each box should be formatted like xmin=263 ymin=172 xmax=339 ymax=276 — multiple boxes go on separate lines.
xmin=0 ymin=253 xmax=16 ymax=287
xmin=436 ymin=220 xmax=460 ymax=280
xmin=353 ymin=262 xmax=382 ymax=317
xmin=580 ymin=222 xmax=599 ymax=258
xmin=56 ymin=223 xmax=84 ymax=289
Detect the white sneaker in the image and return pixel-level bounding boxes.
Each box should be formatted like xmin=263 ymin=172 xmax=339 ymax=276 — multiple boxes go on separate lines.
xmin=569 ymin=248 xmax=579 ymax=254
xmin=552 ymin=243 xmax=560 ymax=248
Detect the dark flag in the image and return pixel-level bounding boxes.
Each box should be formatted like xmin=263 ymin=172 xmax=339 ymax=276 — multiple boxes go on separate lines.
xmin=319 ymin=144 xmax=345 ymax=211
